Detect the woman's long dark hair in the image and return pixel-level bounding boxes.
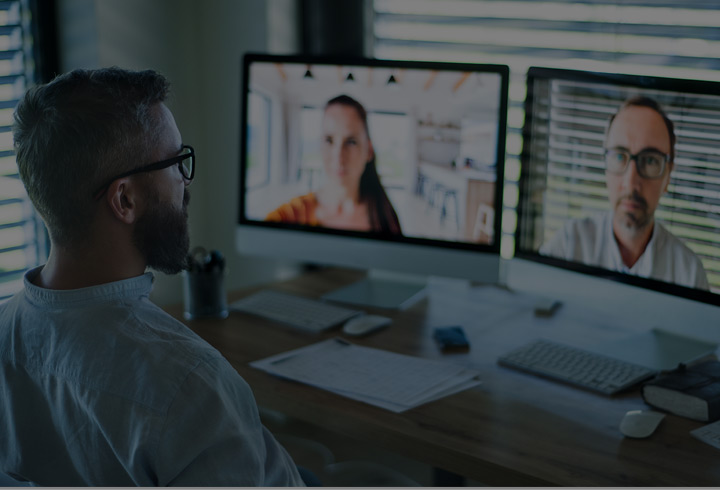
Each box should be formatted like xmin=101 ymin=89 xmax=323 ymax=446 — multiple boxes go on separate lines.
xmin=326 ymin=94 xmax=402 ymax=235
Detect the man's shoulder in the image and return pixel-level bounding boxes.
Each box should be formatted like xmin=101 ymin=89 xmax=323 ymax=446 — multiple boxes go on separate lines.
xmin=111 ymin=299 xmax=225 ymax=372
xmin=561 ymin=212 xmax=608 ymax=233
xmin=554 ymin=211 xmax=608 ymax=244
xmin=4 ymin=292 xmax=226 ymax=413
xmin=654 ymin=221 xmax=703 ymax=265
xmin=83 ymin=301 xmax=229 ymax=412
xmin=539 ymin=211 xmax=610 ymax=261
xmin=652 ymin=221 xmax=709 ymax=289
xmin=0 ymin=288 xmax=24 ymax=312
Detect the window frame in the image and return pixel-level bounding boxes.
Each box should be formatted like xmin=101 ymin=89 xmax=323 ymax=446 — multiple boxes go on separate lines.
xmin=0 ymin=0 xmax=58 ymax=301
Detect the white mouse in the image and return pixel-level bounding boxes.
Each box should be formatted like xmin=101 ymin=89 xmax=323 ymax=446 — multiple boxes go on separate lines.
xmin=619 ymin=409 xmax=665 ymax=438
xmin=342 ymin=315 xmax=392 ymax=337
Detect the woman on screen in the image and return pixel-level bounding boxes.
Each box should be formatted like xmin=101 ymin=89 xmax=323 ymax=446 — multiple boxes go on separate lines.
xmin=266 ymin=94 xmax=402 ymax=235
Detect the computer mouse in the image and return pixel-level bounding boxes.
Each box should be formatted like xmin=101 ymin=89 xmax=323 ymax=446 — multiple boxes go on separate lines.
xmin=342 ymin=315 xmax=392 ymax=337
xmin=619 ymin=409 xmax=665 ymax=438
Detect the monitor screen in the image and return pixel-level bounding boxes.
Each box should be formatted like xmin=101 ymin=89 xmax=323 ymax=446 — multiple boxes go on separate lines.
xmin=516 ymin=67 xmax=720 ymax=306
xmin=238 ymin=53 xmax=509 ymax=293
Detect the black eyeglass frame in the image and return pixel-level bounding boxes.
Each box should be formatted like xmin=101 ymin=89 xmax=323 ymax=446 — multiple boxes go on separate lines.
xmin=93 ymin=144 xmax=195 ymax=199
xmin=603 ymin=147 xmax=671 ymax=180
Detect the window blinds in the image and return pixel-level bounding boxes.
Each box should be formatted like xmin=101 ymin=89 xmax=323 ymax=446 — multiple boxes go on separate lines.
xmin=0 ymin=0 xmax=43 ymax=301
xmin=372 ymin=0 xmax=720 ymax=262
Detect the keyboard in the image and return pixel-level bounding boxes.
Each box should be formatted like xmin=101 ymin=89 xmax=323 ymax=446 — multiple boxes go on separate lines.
xmin=229 ymin=290 xmax=362 ymax=333
xmin=498 ymin=339 xmax=657 ymax=395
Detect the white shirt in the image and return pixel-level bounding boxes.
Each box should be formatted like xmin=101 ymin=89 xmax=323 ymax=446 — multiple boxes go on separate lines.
xmin=0 ymin=267 xmax=304 ymax=487
xmin=539 ymin=211 xmax=710 ymax=290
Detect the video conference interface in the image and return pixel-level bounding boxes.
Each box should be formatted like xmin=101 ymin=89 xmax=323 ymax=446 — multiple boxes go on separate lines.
xmin=516 ymin=69 xmax=720 ymax=295
xmin=242 ymin=58 xmax=507 ymax=247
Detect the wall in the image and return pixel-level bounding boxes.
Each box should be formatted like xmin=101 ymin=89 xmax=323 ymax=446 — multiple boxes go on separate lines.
xmin=52 ymin=1 xmax=720 ymax=345
xmin=57 ymin=0 xmax=301 ymax=305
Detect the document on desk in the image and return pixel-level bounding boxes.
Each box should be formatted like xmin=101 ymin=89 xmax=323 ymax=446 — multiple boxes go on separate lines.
xmin=250 ymin=338 xmax=482 ymax=412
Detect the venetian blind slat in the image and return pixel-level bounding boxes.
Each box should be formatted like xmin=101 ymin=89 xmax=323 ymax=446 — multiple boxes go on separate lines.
xmin=373 ymin=0 xmax=720 ymax=289
xmin=0 ymin=0 xmax=38 ymax=302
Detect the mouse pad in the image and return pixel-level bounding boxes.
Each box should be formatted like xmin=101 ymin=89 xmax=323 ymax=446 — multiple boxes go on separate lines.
xmin=590 ymin=328 xmax=717 ymax=371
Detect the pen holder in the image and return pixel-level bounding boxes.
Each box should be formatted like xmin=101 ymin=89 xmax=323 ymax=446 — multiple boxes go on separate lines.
xmin=182 ymin=267 xmax=228 ymax=320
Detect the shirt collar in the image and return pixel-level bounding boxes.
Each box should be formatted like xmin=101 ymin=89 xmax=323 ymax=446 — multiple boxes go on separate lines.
xmin=633 ymin=222 xmax=658 ymax=275
xmin=607 ymin=212 xmax=657 ymax=275
xmin=23 ymin=266 xmax=154 ymax=308
xmin=605 ymin=212 xmax=624 ymax=270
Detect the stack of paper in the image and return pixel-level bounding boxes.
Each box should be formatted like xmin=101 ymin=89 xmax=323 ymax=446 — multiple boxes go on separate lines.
xmin=250 ymin=338 xmax=482 ymax=412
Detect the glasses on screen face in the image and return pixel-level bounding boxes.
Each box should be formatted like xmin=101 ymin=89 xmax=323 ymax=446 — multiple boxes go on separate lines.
xmin=93 ymin=144 xmax=195 ymax=199
xmin=604 ymin=148 xmax=669 ymax=179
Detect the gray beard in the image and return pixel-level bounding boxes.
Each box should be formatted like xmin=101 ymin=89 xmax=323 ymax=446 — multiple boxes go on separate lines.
xmin=614 ymin=190 xmax=651 ymax=233
xmin=133 ymin=190 xmax=191 ymax=274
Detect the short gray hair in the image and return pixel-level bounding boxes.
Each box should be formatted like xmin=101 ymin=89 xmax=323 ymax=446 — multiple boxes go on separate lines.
xmin=13 ymin=67 xmax=170 ymax=246
xmin=606 ymin=95 xmax=676 ymax=163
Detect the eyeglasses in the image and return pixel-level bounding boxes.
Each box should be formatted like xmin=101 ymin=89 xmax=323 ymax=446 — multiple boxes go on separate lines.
xmin=604 ymin=148 xmax=670 ymax=179
xmin=93 ymin=144 xmax=195 ymax=199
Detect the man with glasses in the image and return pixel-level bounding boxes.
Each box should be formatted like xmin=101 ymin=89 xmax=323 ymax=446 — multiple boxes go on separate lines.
xmin=540 ymin=95 xmax=709 ymax=290
xmin=0 ymin=68 xmax=304 ymax=486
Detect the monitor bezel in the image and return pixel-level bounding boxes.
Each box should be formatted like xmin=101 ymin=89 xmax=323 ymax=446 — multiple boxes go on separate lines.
xmin=238 ymin=52 xmax=509 ymax=256
xmin=515 ymin=66 xmax=720 ymax=307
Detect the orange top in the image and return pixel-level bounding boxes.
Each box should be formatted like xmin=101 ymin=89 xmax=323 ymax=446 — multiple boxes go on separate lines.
xmin=265 ymin=193 xmax=320 ymax=226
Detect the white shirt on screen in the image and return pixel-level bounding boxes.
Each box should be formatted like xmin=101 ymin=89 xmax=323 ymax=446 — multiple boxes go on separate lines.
xmin=539 ymin=211 xmax=710 ymax=290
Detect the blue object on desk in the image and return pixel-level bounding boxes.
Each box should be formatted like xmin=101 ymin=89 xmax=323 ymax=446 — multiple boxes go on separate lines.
xmin=433 ymin=326 xmax=470 ymax=350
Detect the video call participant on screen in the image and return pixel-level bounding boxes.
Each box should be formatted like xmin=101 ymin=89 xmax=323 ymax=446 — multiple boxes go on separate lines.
xmin=0 ymin=67 xmax=304 ymax=486
xmin=540 ymin=95 xmax=709 ymax=290
xmin=266 ymin=94 xmax=402 ymax=235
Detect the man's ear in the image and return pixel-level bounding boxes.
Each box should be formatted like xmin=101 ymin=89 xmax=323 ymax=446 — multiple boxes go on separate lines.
xmin=106 ymin=178 xmax=140 ymax=224
xmin=663 ymin=161 xmax=674 ymax=193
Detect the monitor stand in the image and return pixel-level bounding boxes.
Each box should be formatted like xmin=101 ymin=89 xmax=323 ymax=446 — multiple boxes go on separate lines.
xmin=321 ymin=269 xmax=428 ymax=310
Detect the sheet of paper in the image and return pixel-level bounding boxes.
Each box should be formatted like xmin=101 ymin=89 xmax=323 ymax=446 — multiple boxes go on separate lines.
xmin=692 ymin=420 xmax=720 ymax=450
xmin=251 ymin=338 xmax=482 ymax=412
xmin=425 ymin=281 xmax=543 ymax=330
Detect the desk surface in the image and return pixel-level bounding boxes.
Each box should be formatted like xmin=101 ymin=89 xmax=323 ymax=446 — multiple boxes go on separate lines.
xmin=165 ymin=267 xmax=720 ymax=486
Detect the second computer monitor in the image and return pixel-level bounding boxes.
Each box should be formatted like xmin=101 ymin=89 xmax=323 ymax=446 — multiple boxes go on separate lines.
xmin=516 ymin=67 xmax=720 ymax=306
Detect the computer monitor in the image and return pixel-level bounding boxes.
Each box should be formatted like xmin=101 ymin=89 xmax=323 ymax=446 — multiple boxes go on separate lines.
xmin=516 ymin=66 xmax=720 ymax=307
xmin=238 ymin=53 xmax=509 ymax=308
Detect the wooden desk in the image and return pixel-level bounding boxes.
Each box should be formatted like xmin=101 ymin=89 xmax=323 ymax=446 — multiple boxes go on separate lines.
xmin=165 ymin=267 xmax=720 ymax=486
